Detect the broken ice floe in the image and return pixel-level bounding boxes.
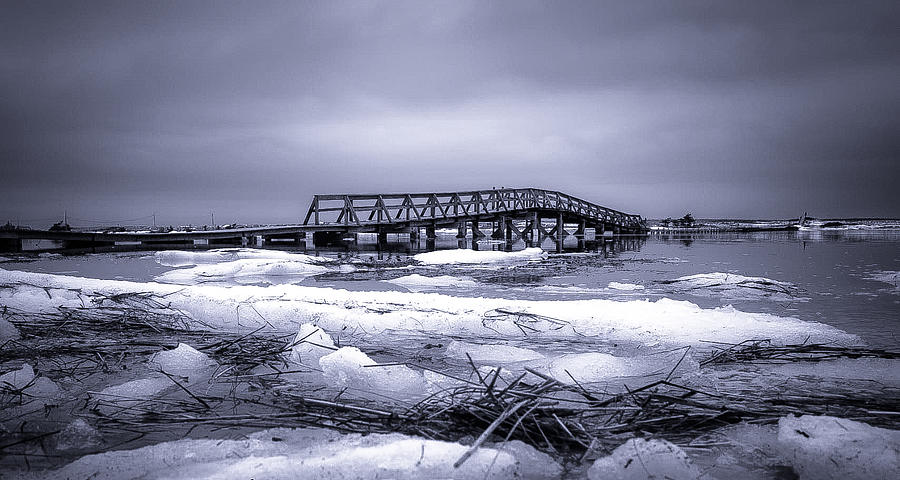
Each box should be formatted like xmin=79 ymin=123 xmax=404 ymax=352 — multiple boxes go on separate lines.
xmin=660 ymin=272 xmax=804 ymax=301
xmin=288 ymin=323 xmax=337 ymax=367
xmin=383 ymin=274 xmax=480 ymax=292
xmin=154 ymin=248 xmax=331 ymax=267
xmin=1 ymin=316 xmax=20 ymax=341
xmin=607 ymin=282 xmax=644 ymax=291
xmin=319 ymin=346 xmax=428 ymax=399
xmin=0 ymin=363 xmax=59 ymax=398
xmin=148 ymin=343 xmax=217 ymax=378
xmin=864 ymin=270 xmax=900 ymax=292
xmin=588 ymin=437 xmax=702 ymax=480
xmin=717 ymin=415 xmax=900 ymax=480
xmin=154 ymin=258 xmax=331 ymax=285
xmin=22 ymin=427 xmax=561 ymax=480
xmin=0 ymin=268 xmax=859 ymax=348
xmin=412 ymin=247 xmax=547 ymax=265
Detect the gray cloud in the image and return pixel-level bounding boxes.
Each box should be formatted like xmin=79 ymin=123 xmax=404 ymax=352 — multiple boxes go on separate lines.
xmin=1 ymin=0 xmax=898 ymax=226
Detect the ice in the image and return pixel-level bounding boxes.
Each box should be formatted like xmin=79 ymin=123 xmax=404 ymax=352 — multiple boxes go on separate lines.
xmin=319 ymin=347 xmax=428 ymax=398
xmin=588 ymin=437 xmax=702 ymax=480
xmin=865 ymin=270 xmax=900 ymax=291
xmin=155 ymin=258 xmax=331 ymax=285
xmin=0 ymin=268 xmax=860 ymax=348
xmin=155 ymin=248 xmax=330 ymax=267
xmin=777 ymin=415 xmax=900 ymax=480
xmin=287 ymin=323 xmax=336 ymax=367
xmin=1 ymin=316 xmax=20 ymax=340
xmin=412 ymin=247 xmax=547 ymax=265
xmin=545 ymin=350 xmax=696 ymax=385
xmin=662 ymin=272 xmax=801 ymax=301
xmin=0 ymin=363 xmax=59 ymax=398
xmin=26 ymin=427 xmax=561 ymax=480
xmin=93 ymin=376 xmax=173 ymax=408
xmin=445 ymin=340 xmax=545 ymax=364
xmin=763 ymin=357 xmax=900 ymax=383
xmin=0 ymin=363 xmax=36 ymax=391
xmin=54 ymin=418 xmax=102 ymax=451
xmin=384 ymin=274 xmax=479 ymax=292
xmin=0 ymin=255 xmax=11 ymax=262
xmin=148 ymin=343 xmax=217 ymax=378
xmin=608 ymin=282 xmax=644 ymax=291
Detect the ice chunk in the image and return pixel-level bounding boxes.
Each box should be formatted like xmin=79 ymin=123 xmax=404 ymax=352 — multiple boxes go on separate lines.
xmin=0 ymin=363 xmax=35 ymax=391
xmin=155 ymin=248 xmax=329 ymax=267
xmin=148 ymin=343 xmax=216 ymax=378
xmin=546 ymin=350 xmax=696 ymax=385
xmin=662 ymin=272 xmax=801 ymax=301
xmin=608 ymin=282 xmax=644 ymax=291
xmin=30 ymin=427 xmax=561 ymax=480
xmin=865 ymin=270 xmax=900 ymax=291
xmin=588 ymin=438 xmax=702 ymax=480
xmin=288 ymin=323 xmax=336 ymax=367
xmin=777 ymin=415 xmax=900 ymax=480
xmin=385 ymin=274 xmax=479 ymax=292
xmin=155 ymin=258 xmax=331 ymax=285
xmin=0 ymin=363 xmax=59 ymax=399
xmin=763 ymin=358 xmax=900 ymax=383
xmin=55 ymin=418 xmax=102 ymax=451
xmin=445 ymin=341 xmax=545 ymax=364
xmin=413 ymin=247 xmax=546 ymax=265
xmin=94 ymin=377 xmax=173 ymax=406
xmin=319 ymin=347 xmax=427 ymax=398
xmin=0 ymin=317 xmax=20 ymax=341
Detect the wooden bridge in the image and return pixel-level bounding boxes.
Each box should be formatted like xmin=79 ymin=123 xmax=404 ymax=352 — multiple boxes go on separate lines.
xmin=0 ymin=188 xmax=645 ymax=252
xmin=303 ymin=188 xmax=646 ymax=243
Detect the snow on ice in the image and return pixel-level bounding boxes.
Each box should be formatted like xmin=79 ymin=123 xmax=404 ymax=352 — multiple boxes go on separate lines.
xmin=21 ymin=427 xmax=561 ymax=480
xmin=588 ymin=438 xmax=702 ymax=480
xmin=607 ymin=282 xmax=645 ymax=291
xmin=319 ymin=346 xmax=428 ymax=399
xmin=0 ymin=268 xmax=859 ymax=347
xmin=148 ymin=343 xmax=217 ymax=378
xmin=384 ymin=274 xmax=480 ymax=292
xmin=287 ymin=323 xmax=337 ymax=367
xmin=412 ymin=247 xmax=547 ymax=265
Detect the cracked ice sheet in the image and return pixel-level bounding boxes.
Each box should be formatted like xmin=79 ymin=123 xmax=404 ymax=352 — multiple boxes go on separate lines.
xmin=0 ymin=268 xmax=859 ymax=348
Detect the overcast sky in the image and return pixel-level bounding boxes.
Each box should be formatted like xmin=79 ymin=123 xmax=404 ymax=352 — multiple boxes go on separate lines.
xmin=2 ymin=0 xmax=898 ymax=226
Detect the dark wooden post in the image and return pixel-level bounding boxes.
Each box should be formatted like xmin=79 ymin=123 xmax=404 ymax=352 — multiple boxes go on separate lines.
xmin=456 ymin=221 xmax=467 ymax=238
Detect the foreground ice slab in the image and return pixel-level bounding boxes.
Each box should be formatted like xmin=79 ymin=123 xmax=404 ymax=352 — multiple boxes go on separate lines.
xmin=412 ymin=247 xmax=547 ymax=265
xmin=0 ymin=268 xmax=859 ymax=348
xmin=319 ymin=347 xmax=428 ymax=398
xmin=589 ymin=438 xmax=702 ymax=480
xmin=777 ymin=415 xmax=900 ymax=480
xmin=24 ymin=427 xmax=561 ymax=480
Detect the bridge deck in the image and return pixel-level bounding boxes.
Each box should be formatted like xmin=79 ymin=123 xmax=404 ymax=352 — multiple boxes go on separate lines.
xmin=303 ymin=188 xmax=644 ymax=230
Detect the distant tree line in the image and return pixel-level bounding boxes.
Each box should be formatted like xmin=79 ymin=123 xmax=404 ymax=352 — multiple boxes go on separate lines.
xmin=660 ymin=213 xmax=695 ymax=228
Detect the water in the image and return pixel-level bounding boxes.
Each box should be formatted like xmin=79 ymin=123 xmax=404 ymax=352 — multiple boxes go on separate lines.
xmin=5 ymin=229 xmax=898 ymax=348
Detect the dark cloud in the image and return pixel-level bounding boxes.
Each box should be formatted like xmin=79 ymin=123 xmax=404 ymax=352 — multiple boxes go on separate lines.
xmin=1 ymin=0 xmax=898 ymax=226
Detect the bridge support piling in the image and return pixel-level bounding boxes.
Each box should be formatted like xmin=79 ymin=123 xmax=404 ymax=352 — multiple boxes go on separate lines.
xmin=492 ymin=216 xmax=507 ymax=239
xmin=425 ymin=225 xmax=436 ymax=239
xmin=576 ymin=220 xmax=585 ymax=236
xmin=409 ymin=227 xmax=419 ymax=242
xmin=456 ymin=221 xmax=467 ymax=238
xmin=471 ymin=220 xmax=485 ymax=238
xmin=377 ymin=229 xmax=388 ymax=245
xmin=556 ymin=213 xmax=564 ymax=238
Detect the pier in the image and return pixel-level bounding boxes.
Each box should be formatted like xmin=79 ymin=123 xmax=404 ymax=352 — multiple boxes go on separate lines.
xmin=0 ymin=188 xmax=646 ymax=252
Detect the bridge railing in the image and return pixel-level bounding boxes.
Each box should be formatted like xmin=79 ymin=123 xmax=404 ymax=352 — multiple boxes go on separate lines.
xmin=302 ymin=188 xmax=644 ymax=228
